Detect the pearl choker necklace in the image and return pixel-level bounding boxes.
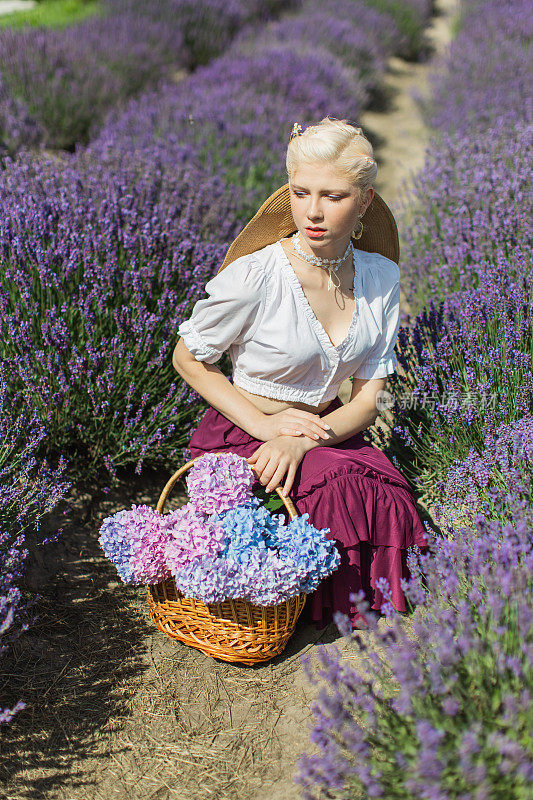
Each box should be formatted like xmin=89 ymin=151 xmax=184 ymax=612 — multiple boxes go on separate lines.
xmin=291 ymin=232 xmax=355 ymax=291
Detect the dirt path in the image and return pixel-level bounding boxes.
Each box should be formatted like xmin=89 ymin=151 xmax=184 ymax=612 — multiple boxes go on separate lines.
xmin=360 ymin=0 xmax=460 ymax=217
xmin=1 ymin=4 xmax=459 ymax=799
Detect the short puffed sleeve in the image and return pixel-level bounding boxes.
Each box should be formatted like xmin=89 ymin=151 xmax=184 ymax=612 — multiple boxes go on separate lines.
xmin=177 ymin=253 xmax=266 ymax=364
xmin=354 ymin=258 xmax=400 ymax=380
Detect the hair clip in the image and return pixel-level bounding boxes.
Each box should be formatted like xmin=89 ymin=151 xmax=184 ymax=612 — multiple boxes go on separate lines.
xmin=290 ymin=122 xmax=303 ymax=142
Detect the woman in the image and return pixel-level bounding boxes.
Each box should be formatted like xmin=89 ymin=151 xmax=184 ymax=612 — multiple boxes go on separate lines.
xmin=173 ymin=117 xmax=428 ymax=630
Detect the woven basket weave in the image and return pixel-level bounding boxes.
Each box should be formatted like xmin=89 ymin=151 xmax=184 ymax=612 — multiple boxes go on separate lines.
xmin=147 ymin=453 xmax=307 ymax=665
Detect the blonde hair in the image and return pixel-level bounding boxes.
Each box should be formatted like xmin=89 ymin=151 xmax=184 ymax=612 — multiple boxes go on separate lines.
xmin=286 ymin=117 xmax=377 ymax=202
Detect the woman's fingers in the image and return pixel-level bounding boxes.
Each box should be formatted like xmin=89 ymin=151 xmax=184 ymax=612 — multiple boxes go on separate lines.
xmin=289 ymin=408 xmax=330 ymax=428
xmin=287 ymin=410 xmax=331 ymax=439
xmin=248 ymin=450 xmax=273 ymax=481
xmin=282 ymin=463 xmax=297 ymax=497
xmin=265 ymin=461 xmax=289 ymax=493
xmin=285 ymin=425 xmax=328 ymax=440
xmin=259 ymin=456 xmax=281 ymax=488
xmin=246 ymin=443 xmax=264 ymax=463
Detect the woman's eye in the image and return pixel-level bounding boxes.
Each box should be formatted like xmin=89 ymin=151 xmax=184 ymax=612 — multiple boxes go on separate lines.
xmin=293 ymin=192 xmax=342 ymax=200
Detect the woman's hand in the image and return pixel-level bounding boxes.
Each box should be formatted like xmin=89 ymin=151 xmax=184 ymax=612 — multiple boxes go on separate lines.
xmin=255 ymin=407 xmax=331 ymax=443
xmin=246 ymin=435 xmax=313 ymax=496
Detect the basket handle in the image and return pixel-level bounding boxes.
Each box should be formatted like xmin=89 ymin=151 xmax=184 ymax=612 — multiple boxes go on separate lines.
xmin=156 ymin=451 xmax=298 ymax=519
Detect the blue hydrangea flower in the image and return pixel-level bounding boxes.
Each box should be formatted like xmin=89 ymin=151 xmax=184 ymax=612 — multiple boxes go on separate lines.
xmin=212 ymin=497 xmax=284 ymax=563
xmin=170 ymin=507 xmax=340 ymax=606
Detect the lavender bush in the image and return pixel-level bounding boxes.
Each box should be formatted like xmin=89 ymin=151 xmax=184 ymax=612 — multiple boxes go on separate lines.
xmin=96 ymin=0 xmax=433 ymax=218
xmin=0 ymin=367 xmax=70 ymax=725
xmin=0 ymin=75 xmax=43 ymax=160
xmin=399 ymin=120 xmax=533 ymax=313
xmin=0 ymin=148 xmax=239 ymax=488
xmin=95 ymin=45 xmax=372 ymax=221
xmin=297 ymin=512 xmax=533 ymax=799
xmin=297 ymin=1 xmax=533 ymax=795
xmin=433 ymin=414 xmax=533 ymax=530
xmin=373 ymin=258 xmax=533 ymax=503
xmin=363 ymin=0 xmax=433 ymax=59
xmin=424 ymin=0 xmax=532 ymax=135
xmin=232 ymin=0 xmax=403 ymax=100
xmin=0 ymin=0 xmax=299 ymax=152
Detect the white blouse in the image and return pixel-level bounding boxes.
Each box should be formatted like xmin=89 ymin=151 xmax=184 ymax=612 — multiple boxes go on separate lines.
xmin=177 ymin=240 xmax=400 ymax=406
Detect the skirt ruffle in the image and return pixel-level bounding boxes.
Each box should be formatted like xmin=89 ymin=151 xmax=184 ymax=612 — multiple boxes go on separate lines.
xmin=188 ymin=395 xmax=429 ymax=629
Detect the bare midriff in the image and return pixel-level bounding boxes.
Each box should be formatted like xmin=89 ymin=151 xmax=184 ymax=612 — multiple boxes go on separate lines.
xmin=233 ymin=384 xmax=335 ymax=416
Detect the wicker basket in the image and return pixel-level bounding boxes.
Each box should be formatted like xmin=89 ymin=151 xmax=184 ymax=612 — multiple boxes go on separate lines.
xmin=147 ymin=453 xmax=307 ymax=665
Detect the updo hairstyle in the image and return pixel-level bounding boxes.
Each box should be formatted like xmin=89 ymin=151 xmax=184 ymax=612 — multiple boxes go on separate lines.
xmin=285 ymin=117 xmax=377 ymax=204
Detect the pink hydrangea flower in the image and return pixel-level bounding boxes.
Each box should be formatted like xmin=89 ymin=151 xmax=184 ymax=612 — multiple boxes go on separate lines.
xmin=186 ymin=452 xmax=255 ymax=514
xmin=125 ymin=504 xmax=173 ymax=585
xmin=164 ymin=501 xmax=226 ymax=572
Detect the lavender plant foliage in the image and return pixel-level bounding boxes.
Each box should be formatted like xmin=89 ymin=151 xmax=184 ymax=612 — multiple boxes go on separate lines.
xmin=434 ymin=414 xmax=533 ymax=530
xmin=232 ymin=0 xmax=402 ymax=98
xmin=398 ymin=120 xmax=533 ymax=312
xmin=297 ymin=513 xmax=533 ymax=800
xmin=372 ymin=259 xmax=533 ymax=503
xmin=0 ymin=147 xmax=239 ymax=488
xmin=0 ymin=0 xmax=299 ymax=152
xmin=398 ymin=0 xmax=532 ymax=313
xmin=424 ymin=0 xmax=532 ymax=135
xmin=95 ymin=45 xmax=371 ymax=220
xmin=0 ymin=75 xmax=43 ymax=160
xmin=362 ymin=0 xmax=433 ymax=60
xmin=298 ymin=2 xmax=533 ymax=796
xmin=94 ymin=0 xmax=434 ymax=221
xmin=0 ymin=366 xmax=70 ymax=726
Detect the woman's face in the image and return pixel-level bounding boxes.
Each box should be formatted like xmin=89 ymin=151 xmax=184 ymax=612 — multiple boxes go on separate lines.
xmin=289 ymin=160 xmax=373 ymax=253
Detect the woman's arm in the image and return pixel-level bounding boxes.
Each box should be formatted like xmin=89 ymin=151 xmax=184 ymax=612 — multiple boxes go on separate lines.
xmin=172 ymin=339 xmax=331 ymax=444
xmin=301 ymin=376 xmax=387 ymax=451
xmin=173 ymin=338 xmax=267 ymax=439
xmin=246 ymin=377 xmax=388 ymax=495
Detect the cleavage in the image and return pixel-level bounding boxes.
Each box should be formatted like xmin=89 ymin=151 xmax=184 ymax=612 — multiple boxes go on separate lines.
xmin=301 ymin=277 xmax=356 ymax=347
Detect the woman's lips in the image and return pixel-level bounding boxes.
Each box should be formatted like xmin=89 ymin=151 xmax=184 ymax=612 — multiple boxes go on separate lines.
xmin=305 ymin=227 xmax=326 ymax=238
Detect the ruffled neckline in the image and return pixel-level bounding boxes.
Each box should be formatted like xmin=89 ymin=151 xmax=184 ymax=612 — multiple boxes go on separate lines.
xmin=275 ymin=239 xmax=360 ymax=353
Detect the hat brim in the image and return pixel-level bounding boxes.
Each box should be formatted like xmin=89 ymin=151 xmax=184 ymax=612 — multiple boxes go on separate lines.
xmin=219 ymin=183 xmax=399 ymax=272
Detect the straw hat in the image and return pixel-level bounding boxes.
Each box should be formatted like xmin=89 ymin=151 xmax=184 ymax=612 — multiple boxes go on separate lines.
xmin=218 ymin=182 xmax=399 ymax=273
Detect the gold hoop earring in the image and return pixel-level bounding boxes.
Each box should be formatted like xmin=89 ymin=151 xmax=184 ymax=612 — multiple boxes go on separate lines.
xmin=352 ymin=217 xmax=364 ymax=240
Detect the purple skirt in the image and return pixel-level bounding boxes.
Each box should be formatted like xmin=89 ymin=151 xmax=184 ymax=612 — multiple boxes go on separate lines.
xmin=188 ymin=395 xmax=429 ymax=629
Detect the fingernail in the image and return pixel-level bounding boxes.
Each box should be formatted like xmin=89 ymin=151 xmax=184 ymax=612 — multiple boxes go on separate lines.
xmin=314 ymin=434 xmax=319 ymax=439
xmin=324 ymin=424 xmax=331 ymax=429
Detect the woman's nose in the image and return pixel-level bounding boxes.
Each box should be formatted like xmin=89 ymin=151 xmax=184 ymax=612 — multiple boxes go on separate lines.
xmin=307 ymin=198 xmax=323 ymax=220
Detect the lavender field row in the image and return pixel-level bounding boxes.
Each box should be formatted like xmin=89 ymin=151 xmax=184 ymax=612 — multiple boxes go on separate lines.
xmin=0 ymin=0 xmax=301 ymax=154
xmin=298 ymin=1 xmax=533 ymax=797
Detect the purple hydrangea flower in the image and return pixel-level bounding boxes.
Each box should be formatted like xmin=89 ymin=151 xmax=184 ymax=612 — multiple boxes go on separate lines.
xmin=128 ymin=504 xmax=173 ymax=585
xmin=98 ymin=504 xmax=172 ymax=585
xmin=99 ymin=508 xmax=139 ymax=585
xmin=186 ymin=452 xmax=255 ymax=514
xmin=164 ymin=501 xmax=226 ymax=571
